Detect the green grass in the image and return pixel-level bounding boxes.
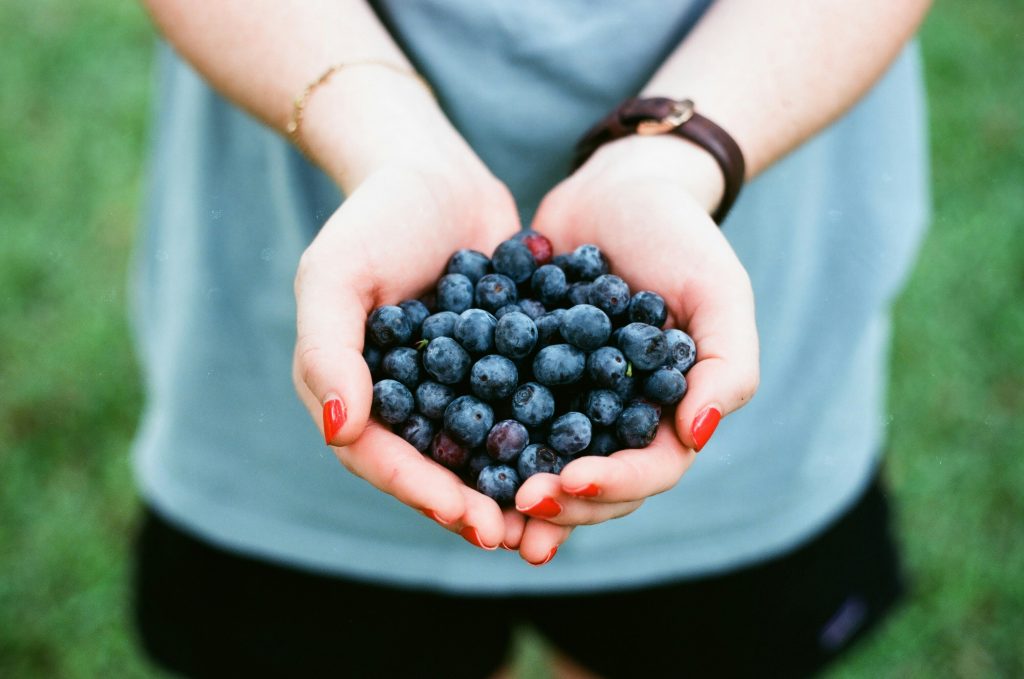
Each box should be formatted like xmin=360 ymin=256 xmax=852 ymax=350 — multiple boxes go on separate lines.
xmin=1 ymin=1 xmax=1022 ymax=677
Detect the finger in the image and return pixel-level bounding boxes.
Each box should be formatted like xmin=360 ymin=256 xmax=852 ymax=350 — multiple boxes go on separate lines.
xmin=336 ymin=421 xmax=467 ymax=523
xmin=519 ymin=519 xmax=573 ymax=567
xmin=453 ymin=483 xmax=505 ymax=550
xmin=516 ymin=472 xmax=644 ymax=526
xmin=501 ymin=507 xmax=527 ymax=550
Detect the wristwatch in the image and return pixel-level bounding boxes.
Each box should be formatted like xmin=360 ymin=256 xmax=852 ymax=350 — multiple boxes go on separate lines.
xmin=572 ymin=97 xmax=746 ymax=225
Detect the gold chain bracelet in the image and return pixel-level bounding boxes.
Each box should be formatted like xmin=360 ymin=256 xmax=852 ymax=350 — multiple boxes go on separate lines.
xmin=286 ymin=60 xmax=434 ymax=152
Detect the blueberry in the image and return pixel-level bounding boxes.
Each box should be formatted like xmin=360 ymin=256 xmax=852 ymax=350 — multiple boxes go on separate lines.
xmin=588 ymin=274 xmax=630 ymax=317
xmin=586 ymin=346 xmax=628 ymax=388
xmin=612 ymin=374 xmax=637 ymax=402
xmin=470 ymin=355 xmax=518 ymax=401
xmin=447 ymin=248 xmax=491 ymax=284
xmin=491 ymin=239 xmax=537 ymax=284
xmin=584 ymin=390 xmax=623 ymax=427
xmin=436 ymin=273 xmax=475 ymax=313
xmin=568 ymin=244 xmax=609 ymax=281
xmin=475 ymin=273 xmax=518 ymax=313
xmin=466 ymin=453 xmax=492 ymax=482
xmin=415 ymin=381 xmax=455 ymax=420
xmin=494 ymin=311 xmax=538 ymax=360
xmin=560 ymin=304 xmax=612 ymax=351
xmin=664 ymin=328 xmax=697 ymax=373
xmin=454 ymin=308 xmax=497 ymax=355
xmin=517 ymin=298 xmax=547 ymax=320
xmin=398 ymin=299 xmax=431 ymax=335
xmin=476 ymin=465 xmax=521 ymax=506
xmin=535 ymin=309 xmax=566 ymax=346
xmin=531 ymin=264 xmax=568 ymax=306
xmin=363 ymin=343 xmax=384 ymax=375
xmin=494 ymin=303 xmax=523 ymax=319
xmin=585 ymin=428 xmax=620 ymax=456
xmin=511 ymin=382 xmax=556 ymax=427
xmin=551 ymin=253 xmax=573 ymax=274
xmin=372 ymin=379 xmax=414 ymax=425
xmin=532 ymin=344 xmax=586 ymax=386
xmin=616 ymin=402 xmax=660 ymax=449
xmin=367 ymin=306 xmax=412 ymax=348
xmin=513 ymin=230 xmax=553 ymax=264
xmin=517 ymin=443 xmax=566 ymax=480
xmin=548 ymin=411 xmax=592 ymax=455
xmin=381 ymin=347 xmax=421 ymax=389
xmin=486 ymin=419 xmax=530 ymax=463
xmin=628 ymin=291 xmax=668 ymax=327
xmin=422 ymin=337 xmax=471 ymax=384
xmin=430 ymin=430 xmax=471 ymax=470
xmin=566 ymin=282 xmax=592 ymax=307
xmin=421 ymin=311 xmax=459 ymax=341
xmin=643 ymin=367 xmax=688 ymax=405
xmin=443 ymin=395 xmax=494 ymax=448
xmin=398 ymin=413 xmax=435 ymax=452
xmin=618 ymin=322 xmax=670 ymax=371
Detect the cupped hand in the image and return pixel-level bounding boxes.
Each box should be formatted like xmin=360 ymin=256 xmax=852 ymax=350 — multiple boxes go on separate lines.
xmin=509 ymin=135 xmax=760 ymax=557
xmin=292 ymin=160 xmax=526 ymax=550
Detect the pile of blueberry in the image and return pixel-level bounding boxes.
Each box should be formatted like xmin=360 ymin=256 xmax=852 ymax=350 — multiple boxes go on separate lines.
xmin=364 ymin=233 xmax=696 ymax=506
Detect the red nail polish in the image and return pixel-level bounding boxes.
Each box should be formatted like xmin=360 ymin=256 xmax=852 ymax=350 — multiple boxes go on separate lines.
xmin=323 ymin=399 xmax=346 ymax=444
xmin=518 ymin=497 xmax=562 ymax=519
xmin=460 ymin=526 xmax=497 ymax=550
xmin=566 ymin=483 xmax=600 ymax=498
xmin=530 ymin=546 xmax=558 ymax=567
xmin=691 ymin=406 xmax=721 ymax=452
xmin=421 ymin=509 xmax=449 ymax=526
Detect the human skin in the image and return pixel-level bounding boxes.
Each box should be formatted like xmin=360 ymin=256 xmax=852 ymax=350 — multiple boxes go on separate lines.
xmin=142 ymin=0 xmax=931 ymax=564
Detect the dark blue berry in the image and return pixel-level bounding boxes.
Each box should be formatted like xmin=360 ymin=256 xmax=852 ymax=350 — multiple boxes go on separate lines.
xmin=447 ymin=249 xmax=491 ymax=284
xmin=612 ymin=374 xmax=637 ymax=402
xmin=568 ymin=244 xmax=609 ymax=281
xmin=491 ymin=239 xmax=537 ymax=284
xmin=588 ymin=274 xmax=630 ymax=317
xmin=532 ymin=344 xmax=586 ymax=386
xmin=494 ymin=311 xmax=538 ymax=360
xmin=382 ymin=347 xmax=421 ymax=388
xmin=467 ymin=453 xmax=492 ymax=482
xmin=643 ymin=367 xmax=688 ymax=405
xmin=398 ymin=413 xmax=435 ymax=452
xmin=415 ymin=381 xmax=455 ymax=420
xmin=535 ymin=309 xmax=566 ymax=346
xmin=454 ymin=309 xmax=497 ymax=355
xmin=476 ymin=465 xmax=521 ymax=506
xmin=430 ymin=430 xmax=471 ymax=470
xmin=585 ymin=390 xmax=623 ymax=427
xmin=616 ymin=402 xmax=660 ymax=449
xmin=551 ymin=253 xmax=573 ymax=274
xmin=517 ymin=443 xmax=566 ymax=480
xmin=475 ymin=273 xmax=518 ymax=312
xmin=566 ymin=281 xmax=592 ymax=306
xmin=421 ymin=311 xmax=459 ymax=341
xmin=372 ymin=379 xmax=414 ymax=425
xmin=486 ymin=419 xmax=529 ymax=463
xmin=586 ymin=346 xmax=628 ymax=388
xmin=494 ymin=303 xmax=522 ymax=319
xmin=470 ymin=354 xmax=518 ymax=401
xmin=628 ymin=291 xmax=668 ymax=327
xmin=367 ymin=306 xmax=412 ymax=348
xmin=664 ymin=328 xmax=697 ymax=373
xmin=398 ymin=299 xmax=431 ymax=335
xmin=531 ymin=264 xmax=568 ymax=306
xmin=443 ymin=395 xmax=494 ymax=448
xmin=422 ymin=337 xmax=471 ymax=384
xmin=618 ymin=322 xmax=670 ymax=371
xmin=363 ymin=343 xmax=384 ymax=375
xmin=436 ymin=273 xmax=475 ymax=313
xmin=511 ymin=382 xmax=556 ymax=427
xmin=517 ymin=298 xmax=547 ymax=320
xmin=560 ymin=304 xmax=612 ymax=351
xmin=586 ymin=428 xmax=620 ymax=456
xmin=548 ymin=411 xmax=592 ymax=455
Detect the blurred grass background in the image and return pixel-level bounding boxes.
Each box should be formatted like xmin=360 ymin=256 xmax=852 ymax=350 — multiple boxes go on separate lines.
xmin=1 ymin=0 xmax=1021 ymax=676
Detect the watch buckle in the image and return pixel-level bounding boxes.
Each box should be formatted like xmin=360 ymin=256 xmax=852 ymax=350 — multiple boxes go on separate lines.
xmin=636 ymin=99 xmax=695 ymax=136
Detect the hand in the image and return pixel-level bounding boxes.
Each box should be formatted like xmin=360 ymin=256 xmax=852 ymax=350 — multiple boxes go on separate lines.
xmin=292 ymin=157 xmax=527 ymax=551
xmin=507 ymin=135 xmax=760 ymax=561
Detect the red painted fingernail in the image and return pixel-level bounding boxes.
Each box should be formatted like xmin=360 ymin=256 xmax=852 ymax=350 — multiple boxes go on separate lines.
xmin=421 ymin=509 xmax=450 ymax=526
xmin=566 ymin=483 xmax=600 ymax=498
xmin=323 ymin=398 xmax=346 ymax=444
xmin=529 ymin=546 xmax=558 ymax=567
xmin=460 ymin=526 xmax=497 ymax=551
xmin=691 ymin=406 xmax=721 ymax=452
xmin=517 ymin=497 xmax=562 ymax=519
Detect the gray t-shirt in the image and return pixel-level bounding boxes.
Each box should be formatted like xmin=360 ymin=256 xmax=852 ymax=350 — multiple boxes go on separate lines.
xmin=132 ymin=1 xmax=929 ymax=593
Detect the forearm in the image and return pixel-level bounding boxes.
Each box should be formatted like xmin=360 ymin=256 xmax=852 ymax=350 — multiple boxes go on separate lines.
xmin=142 ymin=0 xmax=471 ymax=191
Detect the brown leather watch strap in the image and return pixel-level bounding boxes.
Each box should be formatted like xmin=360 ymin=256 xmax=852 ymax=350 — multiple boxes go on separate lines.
xmin=572 ymin=97 xmax=746 ymax=225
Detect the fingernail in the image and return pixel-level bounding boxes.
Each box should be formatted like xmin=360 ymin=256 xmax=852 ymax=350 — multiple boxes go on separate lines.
xmin=323 ymin=398 xmax=347 ymax=444
xmin=691 ymin=406 xmax=721 ymax=452
xmin=460 ymin=526 xmax=497 ymax=551
xmin=565 ymin=483 xmax=601 ymax=498
xmin=500 ymin=541 xmax=514 ymax=551
xmin=529 ymin=546 xmax=558 ymax=567
xmin=421 ymin=509 xmax=450 ymax=526
xmin=516 ymin=497 xmax=562 ymax=519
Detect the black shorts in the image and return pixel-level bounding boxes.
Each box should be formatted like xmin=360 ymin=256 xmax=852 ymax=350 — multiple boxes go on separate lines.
xmin=133 ymin=475 xmax=905 ymax=678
